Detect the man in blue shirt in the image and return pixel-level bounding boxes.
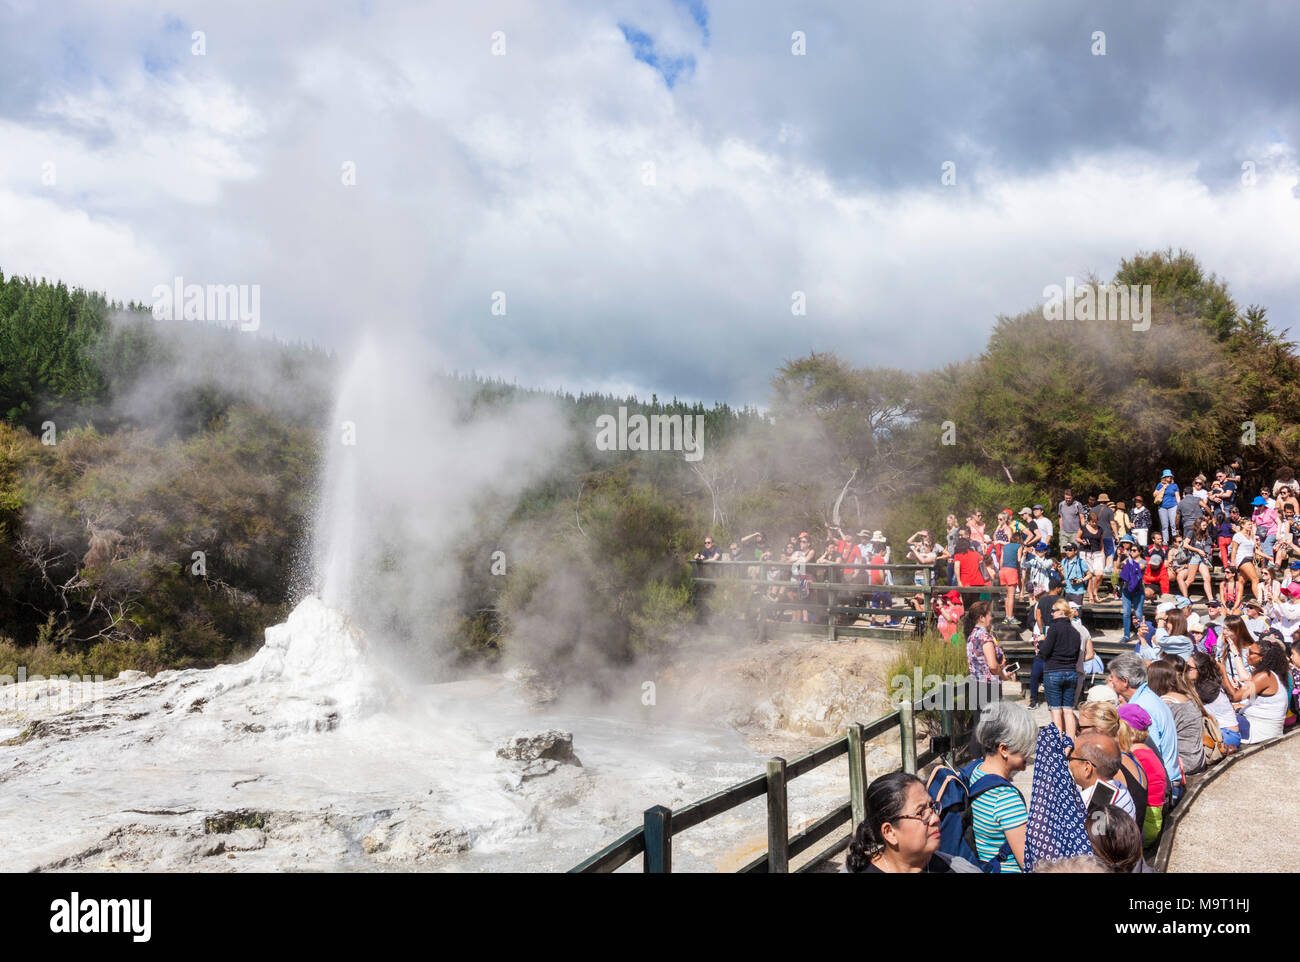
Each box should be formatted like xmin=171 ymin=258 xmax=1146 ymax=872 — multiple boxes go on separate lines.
xmin=1107 ymin=653 xmax=1181 ymax=791
xmin=1060 ymin=543 xmax=1089 ymax=604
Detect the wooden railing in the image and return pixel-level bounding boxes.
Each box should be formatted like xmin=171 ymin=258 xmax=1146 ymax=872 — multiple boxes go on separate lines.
xmin=569 ymin=690 xmax=980 ymax=874
xmin=689 ymin=559 xmax=1033 ymax=643
xmin=690 ymin=559 xmax=948 ymax=640
xmin=691 ymin=558 xmax=1149 ymax=641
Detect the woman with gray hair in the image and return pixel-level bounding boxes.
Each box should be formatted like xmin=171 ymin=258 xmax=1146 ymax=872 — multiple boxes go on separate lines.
xmin=965 ymin=700 xmax=1035 ymax=873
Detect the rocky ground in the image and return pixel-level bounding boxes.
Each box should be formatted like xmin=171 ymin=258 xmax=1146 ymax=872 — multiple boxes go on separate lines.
xmin=0 ymin=606 xmax=907 ymax=873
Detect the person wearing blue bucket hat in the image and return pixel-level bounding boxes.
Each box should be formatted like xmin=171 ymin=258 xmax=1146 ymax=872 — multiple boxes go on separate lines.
xmin=1252 ymin=494 xmax=1279 ymax=558
xmin=1154 ymin=470 xmax=1180 ymax=543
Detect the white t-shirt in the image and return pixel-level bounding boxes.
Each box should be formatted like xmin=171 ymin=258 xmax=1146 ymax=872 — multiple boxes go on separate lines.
xmin=1267 ymin=600 xmax=1300 ymax=640
xmin=1243 ymin=615 xmax=1269 ymax=640
xmin=1233 ymin=531 xmax=1255 ymax=566
xmin=1204 ymin=691 xmax=1239 ymax=733
xmin=1193 ymin=489 xmax=1209 ymax=503
xmin=1036 ymin=517 xmax=1054 ymax=542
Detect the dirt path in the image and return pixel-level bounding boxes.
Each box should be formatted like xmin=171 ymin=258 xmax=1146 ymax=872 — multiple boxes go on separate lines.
xmin=1165 ymin=734 xmax=1300 ymax=873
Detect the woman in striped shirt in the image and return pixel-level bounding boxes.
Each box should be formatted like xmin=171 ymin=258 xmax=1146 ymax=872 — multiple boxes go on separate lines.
xmin=966 ymin=701 xmax=1035 ymax=873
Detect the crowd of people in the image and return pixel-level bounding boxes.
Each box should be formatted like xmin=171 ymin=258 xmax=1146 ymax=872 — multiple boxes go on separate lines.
xmin=846 ymin=638 xmax=1296 ymax=874
xmin=690 ymin=460 xmax=1300 ymax=873
xmin=694 ymin=461 xmax=1300 ymax=639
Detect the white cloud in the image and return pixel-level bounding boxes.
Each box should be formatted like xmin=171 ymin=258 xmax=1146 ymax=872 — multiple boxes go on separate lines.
xmin=0 ymin=0 xmax=1296 ymax=404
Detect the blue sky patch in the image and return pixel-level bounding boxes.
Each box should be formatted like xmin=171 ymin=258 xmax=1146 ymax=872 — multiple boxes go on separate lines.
xmin=618 ymin=23 xmax=695 ymax=88
xmin=673 ymin=0 xmax=709 ymax=45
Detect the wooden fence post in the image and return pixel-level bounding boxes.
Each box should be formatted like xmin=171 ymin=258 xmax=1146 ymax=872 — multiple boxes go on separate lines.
xmin=827 ymin=564 xmax=838 ymax=641
xmin=900 ymin=700 xmax=918 ymax=774
xmin=940 ymin=688 xmax=956 ymax=766
xmin=847 ymin=723 xmax=867 ymax=829
xmin=923 ymin=564 xmax=935 ymax=634
xmin=643 ymin=805 xmax=672 ymax=873
xmin=766 ymin=758 xmax=789 ymax=873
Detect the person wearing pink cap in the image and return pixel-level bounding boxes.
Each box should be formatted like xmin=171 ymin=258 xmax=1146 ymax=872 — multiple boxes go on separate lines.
xmin=1266 ymin=582 xmax=1300 ymax=645
xmin=936 ymin=589 xmax=964 ymax=643
xmin=1117 ymin=703 xmax=1169 ymax=845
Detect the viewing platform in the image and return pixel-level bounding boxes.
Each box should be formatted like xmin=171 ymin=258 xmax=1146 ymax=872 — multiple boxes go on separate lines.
xmin=690 ymin=558 xmax=1230 ymax=645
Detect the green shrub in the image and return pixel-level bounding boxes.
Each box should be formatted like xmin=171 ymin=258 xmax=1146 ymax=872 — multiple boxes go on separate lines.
xmin=884 ymin=630 xmax=976 ymax=733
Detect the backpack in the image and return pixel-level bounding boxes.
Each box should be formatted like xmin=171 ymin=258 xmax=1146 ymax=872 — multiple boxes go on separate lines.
xmin=1201 ymin=713 xmax=1227 ymax=764
xmin=925 ymin=759 xmax=1022 ymax=873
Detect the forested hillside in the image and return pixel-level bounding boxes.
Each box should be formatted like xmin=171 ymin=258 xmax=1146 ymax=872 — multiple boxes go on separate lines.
xmin=0 ymin=271 xmax=764 ymax=676
xmin=1 ymin=248 xmax=1295 ymax=681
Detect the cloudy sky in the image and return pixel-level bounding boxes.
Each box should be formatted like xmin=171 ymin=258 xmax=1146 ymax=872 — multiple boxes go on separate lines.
xmin=1 ymin=0 xmax=1297 ymax=405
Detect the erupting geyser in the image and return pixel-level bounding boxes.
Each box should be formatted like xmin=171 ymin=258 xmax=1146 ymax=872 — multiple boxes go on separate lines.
xmin=0 ymin=337 xmax=806 ymax=873
xmin=240 ymin=595 xmax=393 ymax=719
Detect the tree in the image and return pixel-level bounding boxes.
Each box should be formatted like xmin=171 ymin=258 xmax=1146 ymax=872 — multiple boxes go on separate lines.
xmin=769 ymin=352 xmax=919 ymax=525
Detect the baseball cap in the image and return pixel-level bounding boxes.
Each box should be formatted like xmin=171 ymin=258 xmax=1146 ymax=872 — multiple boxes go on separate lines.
xmin=1156 ymin=601 xmax=1176 ymax=616
xmin=1033 ymin=504 xmax=1044 ymax=511
xmin=1174 ymin=595 xmax=1191 ymax=609
xmin=1085 ymin=684 xmax=1118 ymax=704
xmin=1289 ymin=559 xmax=1300 ymax=570
xmin=1034 ymin=541 xmax=1048 ymax=551
xmin=1118 ymin=703 xmax=1152 ymax=731
xmin=1019 ymin=507 xmax=1032 ymax=515
xmin=1206 ymin=599 xmax=1223 ymax=609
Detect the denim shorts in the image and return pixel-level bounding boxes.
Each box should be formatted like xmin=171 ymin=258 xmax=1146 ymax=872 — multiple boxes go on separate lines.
xmin=1044 ymin=669 xmax=1079 ymax=709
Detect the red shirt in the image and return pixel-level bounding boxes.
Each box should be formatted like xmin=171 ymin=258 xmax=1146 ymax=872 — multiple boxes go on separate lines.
xmin=1142 ymin=562 xmax=1169 ymax=595
xmin=956 ymin=550 xmax=986 ymax=586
